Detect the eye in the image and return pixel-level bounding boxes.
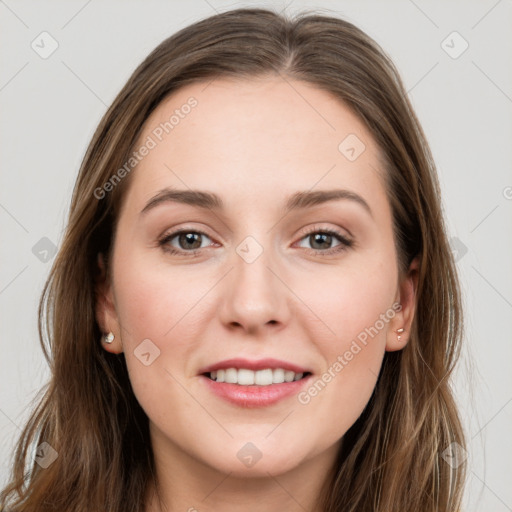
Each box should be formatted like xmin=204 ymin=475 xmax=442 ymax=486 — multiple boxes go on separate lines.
xmin=295 ymin=227 xmax=353 ymax=256
xmin=158 ymin=229 xmax=214 ymax=256
xmin=158 ymin=226 xmax=353 ymax=257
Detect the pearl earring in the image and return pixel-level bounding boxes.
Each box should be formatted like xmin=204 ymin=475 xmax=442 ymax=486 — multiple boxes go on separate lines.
xmin=104 ymin=332 xmax=115 ymax=344
xmin=396 ymin=328 xmax=404 ymax=341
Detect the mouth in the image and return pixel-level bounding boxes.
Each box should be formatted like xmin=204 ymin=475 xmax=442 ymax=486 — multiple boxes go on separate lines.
xmin=198 ymin=357 xmax=313 ymax=407
xmin=203 ymin=368 xmax=312 ymax=386
xmin=199 ymin=360 xmax=313 ymax=407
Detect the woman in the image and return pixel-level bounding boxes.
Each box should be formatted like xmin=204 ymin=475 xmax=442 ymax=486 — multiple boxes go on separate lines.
xmin=1 ymin=7 xmax=466 ymax=511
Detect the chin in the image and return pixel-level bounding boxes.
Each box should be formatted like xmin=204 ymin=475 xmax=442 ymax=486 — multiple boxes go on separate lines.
xmin=209 ymin=453 xmax=302 ymax=478
xmin=198 ymin=436 xmax=312 ymax=478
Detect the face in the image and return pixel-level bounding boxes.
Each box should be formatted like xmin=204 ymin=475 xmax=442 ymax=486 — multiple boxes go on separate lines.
xmin=96 ymin=76 xmax=417 ymax=478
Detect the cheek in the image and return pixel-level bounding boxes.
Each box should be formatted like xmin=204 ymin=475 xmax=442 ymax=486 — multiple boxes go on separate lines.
xmin=110 ymin=251 xmax=205 ymax=401
xmin=293 ymin=256 xmax=396 ymax=435
xmin=299 ymin=248 xmax=397 ymax=349
xmin=113 ymin=247 xmax=204 ymax=343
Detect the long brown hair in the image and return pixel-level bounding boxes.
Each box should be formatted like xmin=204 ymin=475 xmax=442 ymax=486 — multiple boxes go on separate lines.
xmin=1 ymin=7 xmax=466 ymax=511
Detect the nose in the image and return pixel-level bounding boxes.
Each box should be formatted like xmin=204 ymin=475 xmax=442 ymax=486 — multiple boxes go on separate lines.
xmin=217 ymin=239 xmax=291 ymax=336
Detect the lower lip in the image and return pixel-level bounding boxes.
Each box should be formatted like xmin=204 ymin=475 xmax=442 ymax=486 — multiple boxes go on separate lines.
xmin=200 ymin=374 xmax=312 ymax=408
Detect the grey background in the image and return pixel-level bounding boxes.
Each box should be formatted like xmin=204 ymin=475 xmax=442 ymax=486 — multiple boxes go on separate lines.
xmin=1 ymin=0 xmax=511 ymax=510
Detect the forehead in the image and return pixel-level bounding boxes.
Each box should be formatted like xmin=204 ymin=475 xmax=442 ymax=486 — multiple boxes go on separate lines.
xmin=123 ymin=76 xmax=387 ymax=216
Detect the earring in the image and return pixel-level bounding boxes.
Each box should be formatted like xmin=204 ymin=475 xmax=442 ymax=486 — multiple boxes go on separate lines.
xmin=104 ymin=332 xmax=115 ymax=344
xmin=396 ymin=328 xmax=404 ymax=341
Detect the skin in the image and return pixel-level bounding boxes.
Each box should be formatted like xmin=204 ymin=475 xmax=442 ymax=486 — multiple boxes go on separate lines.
xmin=96 ymin=76 xmax=419 ymax=512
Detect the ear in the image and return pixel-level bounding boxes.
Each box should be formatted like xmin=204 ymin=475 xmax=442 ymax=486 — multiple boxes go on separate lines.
xmin=385 ymin=255 xmax=420 ymax=352
xmin=95 ymin=252 xmax=123 ymax=354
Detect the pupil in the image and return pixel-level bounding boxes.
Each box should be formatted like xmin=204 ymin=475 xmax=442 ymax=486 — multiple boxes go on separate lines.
xmin=311 ymin=233 xmax=331 ymax=250
xmin=180 ymin=233 xmax=201 ymax=249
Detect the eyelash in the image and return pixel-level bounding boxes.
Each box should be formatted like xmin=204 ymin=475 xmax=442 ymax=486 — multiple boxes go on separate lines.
xmin=158 ymin=226 xmax=353 ymax=258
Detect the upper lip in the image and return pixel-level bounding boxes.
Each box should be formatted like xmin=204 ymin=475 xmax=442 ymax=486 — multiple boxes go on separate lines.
xmin=198 ymin=358 xmax=311 ymax=375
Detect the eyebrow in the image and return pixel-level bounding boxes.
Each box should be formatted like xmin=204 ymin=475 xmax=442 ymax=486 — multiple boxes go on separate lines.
xmin=140 ymin=187 xmax=373 ymax=218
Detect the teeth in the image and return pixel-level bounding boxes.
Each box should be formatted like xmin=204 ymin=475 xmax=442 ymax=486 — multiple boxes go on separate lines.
xmin=254 ymin=369 xmax=273 ymax=385
xmin=238 ymin=368 xmax=255 ymax=385
xmin=225 ymin=368 xmax=238 ymax=383
xmin=272 ymin=368 xmax=285 ymax=384
xmin=208 ymin=368 xmax=306 ymax=386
